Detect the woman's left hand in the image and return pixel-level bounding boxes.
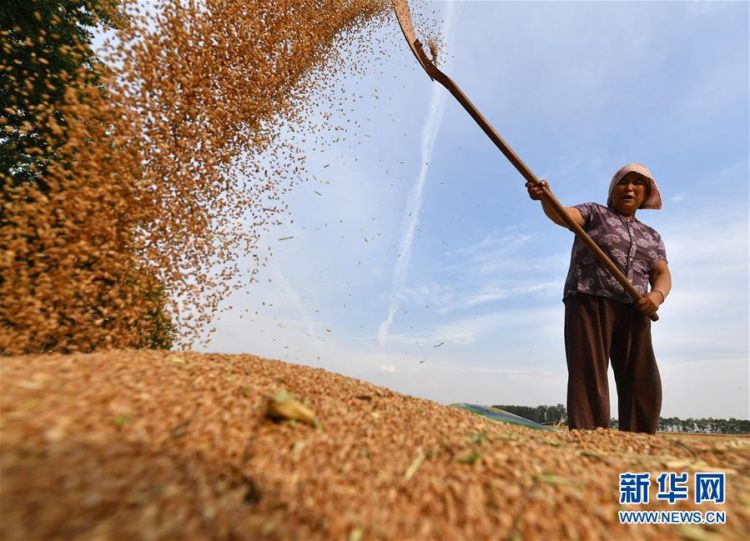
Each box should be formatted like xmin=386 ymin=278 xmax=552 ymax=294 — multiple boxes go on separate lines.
xmin=635 ymin=292 xmax=663 ymax=315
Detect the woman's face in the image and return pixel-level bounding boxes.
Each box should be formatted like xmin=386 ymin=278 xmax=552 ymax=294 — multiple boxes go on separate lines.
xmin=611 ymin=172 xmax=649 ymax=217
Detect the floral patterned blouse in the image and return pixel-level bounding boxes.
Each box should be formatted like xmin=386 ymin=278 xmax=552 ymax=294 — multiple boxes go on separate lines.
xmin=563 ymin=203 xmax=667 ymax=304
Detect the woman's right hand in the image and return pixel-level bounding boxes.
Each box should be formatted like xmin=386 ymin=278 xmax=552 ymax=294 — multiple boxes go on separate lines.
xmin=526 ymin=179 xmax=548 ymax=201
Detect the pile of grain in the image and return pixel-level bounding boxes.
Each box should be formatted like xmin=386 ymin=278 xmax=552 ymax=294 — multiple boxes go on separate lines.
xmin=2 ymin=351 xmax=747 ymax=540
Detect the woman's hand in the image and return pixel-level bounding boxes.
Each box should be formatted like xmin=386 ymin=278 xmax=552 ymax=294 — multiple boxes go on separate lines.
xmin=526 ymin=179 xmax=548 ymax=201
xmin=635 ymin=292 xmax=663 ymax=315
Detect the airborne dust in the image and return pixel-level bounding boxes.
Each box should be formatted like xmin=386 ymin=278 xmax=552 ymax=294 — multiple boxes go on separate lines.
xmin=1 ymin=0 xmax=445 ymax=354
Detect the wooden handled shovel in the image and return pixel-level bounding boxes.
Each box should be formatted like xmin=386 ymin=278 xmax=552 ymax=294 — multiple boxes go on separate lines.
xmin=392 ymin=0 xmax=659 ymax=321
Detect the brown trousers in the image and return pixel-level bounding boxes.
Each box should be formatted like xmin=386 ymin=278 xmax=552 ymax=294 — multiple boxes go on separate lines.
xmin=564 ymin=293 xmax=662 ymax=434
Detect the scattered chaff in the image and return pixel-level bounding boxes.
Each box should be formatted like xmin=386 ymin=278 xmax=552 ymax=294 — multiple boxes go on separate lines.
xmin=458 ymin=449 xmax=481 ymax=465
xmin=403 ymin=448 xmax=426 ymax=480
xmin=291 ymin=441 xmax=307 ymax=459
xmin=532 ymin=473 xmax=577 ymax=486
xmin=466 ymin=430 xmax=488 ymax=446
xmin=167 ymin=355 xmax=188 ymax=366
xmin=265 ymin=390 xmax=321 ymax=430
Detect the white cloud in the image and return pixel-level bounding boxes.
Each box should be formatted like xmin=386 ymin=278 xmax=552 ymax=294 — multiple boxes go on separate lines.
xmin=379 ymin=2 xmax=459 ymax=347
xmin=458 ymin=228 xmax=533 ymax=258
xmin=272 ymin=267 xmax=317 ymax=340
xmin=385 ymin=305 xmax=562 ymax=348
xmin=669 ymin=193 xmax=688 ymax=204
xmin=462 ymin=281 xmax=560 ymax=308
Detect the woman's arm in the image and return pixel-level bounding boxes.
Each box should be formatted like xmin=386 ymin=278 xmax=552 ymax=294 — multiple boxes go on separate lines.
xmin=526 ymin=179 xmax=585 ymax=230
xmin=635 ymin=260 xmax=672 ymax=315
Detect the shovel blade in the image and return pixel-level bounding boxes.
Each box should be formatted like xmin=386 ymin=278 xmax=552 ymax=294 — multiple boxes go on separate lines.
xmin=391 ymin=0 xmax=434 ymax=78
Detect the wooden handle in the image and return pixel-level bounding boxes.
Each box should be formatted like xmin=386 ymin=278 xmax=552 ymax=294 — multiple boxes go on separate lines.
xmin=408 ymin=41 xmax=659 ymax=322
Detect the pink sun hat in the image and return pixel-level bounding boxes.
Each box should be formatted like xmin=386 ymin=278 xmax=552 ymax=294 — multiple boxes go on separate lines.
xmin=607 ymin=162 xmax=662 ymax=210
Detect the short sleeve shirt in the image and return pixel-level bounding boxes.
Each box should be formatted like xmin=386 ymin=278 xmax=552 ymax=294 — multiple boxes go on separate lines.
xmin=563 ymin=203 xmax=667 ymax=304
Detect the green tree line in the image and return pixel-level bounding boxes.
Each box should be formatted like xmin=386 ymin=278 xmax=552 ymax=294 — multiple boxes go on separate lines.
xmin=654 ymin=416 xmax=749 ymax=434
xmin=492 ymin=404 xmax=567 ymax=425
xmin=495 ymin=404 xmax=750 ymax=434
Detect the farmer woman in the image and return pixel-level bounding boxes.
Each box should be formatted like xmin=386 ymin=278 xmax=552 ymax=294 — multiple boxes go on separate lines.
xmin=526 ymin=163 xmax=672 ymax=434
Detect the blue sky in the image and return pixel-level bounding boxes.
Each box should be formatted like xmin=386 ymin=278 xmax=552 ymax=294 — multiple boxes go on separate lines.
xmin=200 ymin=1 xmax=748 ymax=420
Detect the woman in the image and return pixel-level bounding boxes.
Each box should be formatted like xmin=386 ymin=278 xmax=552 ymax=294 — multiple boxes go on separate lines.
xmin=526 ymin=163 xmax=672 ymax=434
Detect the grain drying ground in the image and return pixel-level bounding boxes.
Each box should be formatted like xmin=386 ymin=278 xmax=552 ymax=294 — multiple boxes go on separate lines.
xmin=1 ymin=351 xmax=748 ymax=540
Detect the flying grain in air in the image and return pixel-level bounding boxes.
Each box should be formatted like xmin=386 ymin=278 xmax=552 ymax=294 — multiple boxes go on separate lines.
xmin=0 ymin=0 xmax=445 ymax=354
